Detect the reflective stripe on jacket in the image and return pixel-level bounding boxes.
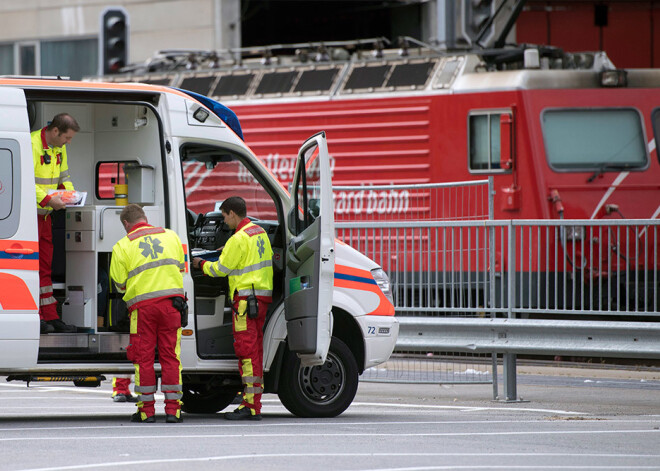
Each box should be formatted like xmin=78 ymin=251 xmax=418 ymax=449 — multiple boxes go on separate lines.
xmin=110 ymin=223 xmax=185 ymax=311
xmin=31 ymin=128 xmax=74 ymax=215
xmin=202 ymin=218 xmax=273 ymax=300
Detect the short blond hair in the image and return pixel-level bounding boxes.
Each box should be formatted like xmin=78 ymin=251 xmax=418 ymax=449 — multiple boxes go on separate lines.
xmin=119 ymin=204 xmax=147 ymax=225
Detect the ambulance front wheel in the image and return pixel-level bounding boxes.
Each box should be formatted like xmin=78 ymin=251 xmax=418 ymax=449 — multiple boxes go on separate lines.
xmin=278 ymin=336 xmax=358 ymax=418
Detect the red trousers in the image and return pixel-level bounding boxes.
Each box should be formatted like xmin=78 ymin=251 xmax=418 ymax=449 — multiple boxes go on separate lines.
xmin=232 ymin=296 xmax=270 ymax=415
xmin=127 ymin=297 xmax=182 ymax=418
xmin=38 ymin=214 xmax=58 ymax=321
xmin=112 ymin=376 xmax=132 ymax=396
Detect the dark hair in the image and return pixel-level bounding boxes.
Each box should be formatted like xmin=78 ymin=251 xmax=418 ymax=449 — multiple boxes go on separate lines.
xmin=119 ymin=204 xmax=147 ymax=225
xmin=220 ymin=196 xmax=247 ymax=218
xmin=47 ymin=113 xmax=80 ymax=133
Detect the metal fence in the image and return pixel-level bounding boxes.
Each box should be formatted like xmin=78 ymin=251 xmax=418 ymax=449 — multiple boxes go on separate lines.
xmin=334 ymin=181 xmax=496 ymax=386
xmin=335 ymin=182 xmax=660 ymax=397
xmin=333 ymin=180 xmax=492 ymax=222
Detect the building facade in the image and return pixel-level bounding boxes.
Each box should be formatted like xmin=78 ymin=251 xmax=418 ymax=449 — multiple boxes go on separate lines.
xmin=0 ymin=1 xmax=657 ymax=80
xmin=0 ymin=0 xmax=240 ymax=79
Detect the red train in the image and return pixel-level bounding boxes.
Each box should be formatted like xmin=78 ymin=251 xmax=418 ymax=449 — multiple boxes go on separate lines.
xmin=100 ymin=40 xmax=660 ymax=313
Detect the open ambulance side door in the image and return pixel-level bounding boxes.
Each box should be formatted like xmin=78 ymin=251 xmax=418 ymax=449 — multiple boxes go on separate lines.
xmin=284 ymin=132 xmax=335 ymax=366
xmin=0 ymin=87 xmax=40 ymax=367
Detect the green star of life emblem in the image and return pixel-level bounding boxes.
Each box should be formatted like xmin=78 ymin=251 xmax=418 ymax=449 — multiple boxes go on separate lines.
xmin=139 ymin=236 xmax=164 ymax=260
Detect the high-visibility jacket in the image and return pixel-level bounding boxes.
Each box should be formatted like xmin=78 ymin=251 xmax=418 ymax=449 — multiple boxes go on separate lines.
xmin=31 ymin=128 xmax=74 ymax=216
xmin=202 ymin=218 xmax=273 ymax=300
xmin=110 ymin=223 xmax=186 ymax=311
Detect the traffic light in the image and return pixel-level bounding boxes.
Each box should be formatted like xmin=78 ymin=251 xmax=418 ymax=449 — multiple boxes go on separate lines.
xmin=463 ymin=0 xmax=496 ymax=47
xmin=100 ymin=8 xmax=128 ymax=75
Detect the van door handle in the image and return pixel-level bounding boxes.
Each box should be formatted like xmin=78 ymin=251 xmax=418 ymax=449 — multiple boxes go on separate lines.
xmin=4 ymin=248 xmax=35 ymax=255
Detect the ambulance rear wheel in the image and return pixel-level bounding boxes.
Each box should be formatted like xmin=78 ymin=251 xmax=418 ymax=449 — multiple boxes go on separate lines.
xmin=278 ymin=337 xmax=358 ymax=418
xmin=181 ymin=387 xmax=237 ymax=414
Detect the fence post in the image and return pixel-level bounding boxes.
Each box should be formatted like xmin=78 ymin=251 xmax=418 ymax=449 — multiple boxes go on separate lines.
xmin=502 ymin=352 xmax=518 ymax=401
xmin=488 ymin=177 xmax=498 ymax=399
xmin=501 ymin=221 xmax=521 ymax=401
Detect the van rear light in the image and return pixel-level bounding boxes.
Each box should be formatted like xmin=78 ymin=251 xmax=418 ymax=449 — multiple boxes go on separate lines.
xmin=600 ymin=69 xmax=627 ymax=87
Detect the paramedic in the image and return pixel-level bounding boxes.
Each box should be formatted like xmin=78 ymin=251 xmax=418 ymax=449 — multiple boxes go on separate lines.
xmin=32 ymin=113 xmax=79 ymax=334
xmin=111 ymin=376 xmax=138 ymax=403
xmin=110 ymin=204 xmax=186 ymax=423
xmin=192 ymin=196 xmax=273 ymax=421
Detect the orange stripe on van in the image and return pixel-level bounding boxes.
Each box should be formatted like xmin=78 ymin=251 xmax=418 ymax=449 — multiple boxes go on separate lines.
xmin=0 ymin=273 xmax=38 ymax=310
xmin=334 ymin=264 xmax=395 ymax=316
xmin=0 ymin=241 xmax=39 ymax=271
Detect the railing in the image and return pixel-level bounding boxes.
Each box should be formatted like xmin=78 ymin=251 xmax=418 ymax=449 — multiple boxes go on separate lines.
xmin=336 ymin=181 xmax=497 ymax=387
xmin=339 ymin=213 xmax=660 ymax=400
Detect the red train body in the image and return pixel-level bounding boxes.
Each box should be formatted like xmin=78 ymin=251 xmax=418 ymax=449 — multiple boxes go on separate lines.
xmin=100 ymin=44 xmax=660 ymax=312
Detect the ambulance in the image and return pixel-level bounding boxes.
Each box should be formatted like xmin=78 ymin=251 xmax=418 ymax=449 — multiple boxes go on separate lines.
xmin=0 ymin=78 xmax=398 ymax=418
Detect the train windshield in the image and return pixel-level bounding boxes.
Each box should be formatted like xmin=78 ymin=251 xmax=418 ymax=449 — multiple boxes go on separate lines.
xmin=542 ymin=108 xmax=647 ymax=171
xmin=652 ymin=108 xmax=660 ymax=163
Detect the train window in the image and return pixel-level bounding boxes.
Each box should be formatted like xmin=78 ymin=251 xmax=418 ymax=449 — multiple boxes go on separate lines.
xmin=212 ymin=74 xmax=255 ymax=97
xmin=179 ymin=76 xmax=216 ymax=96
xmin=294 ymin=68 xmax=339 ymax=93
xmin=542 ymin=108 xmax=647 ymax=171
xmin=386 ymin=62 xmax=435 ymax=88
xmin=652 ymin=108 xmax=660 ymax=164
xmin=343 ymin=65 xmax=390 ymax=91
xmin=468 ymin=112 xmax=505 ymax=173
xmin=255 ymin=71 xmax=298 ymax=95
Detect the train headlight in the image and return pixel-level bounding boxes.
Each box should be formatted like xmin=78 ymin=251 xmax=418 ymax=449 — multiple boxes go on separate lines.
xmin=564 ymin=226 xmax=585 ymax=241
xmin=600 ymin=69 xmax=627 ymax=87
xmin=371 ymin=268 xmax=393 ymax=304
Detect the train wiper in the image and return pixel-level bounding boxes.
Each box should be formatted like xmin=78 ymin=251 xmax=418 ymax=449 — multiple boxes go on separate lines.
xmin=586 ymin=164 xmax=630 ymax=183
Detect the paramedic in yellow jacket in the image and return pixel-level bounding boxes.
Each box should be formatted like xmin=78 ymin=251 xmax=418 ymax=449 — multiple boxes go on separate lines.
xmin=193 ymin=196 xmax=273 ymax=421
xmin=32 ymin=113 xmax=79 ymax=334
xmin=110 ymin=204 xmax=186 ymax=424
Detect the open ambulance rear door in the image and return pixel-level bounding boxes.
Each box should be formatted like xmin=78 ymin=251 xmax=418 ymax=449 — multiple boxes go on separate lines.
xmin=284 ymin=132 xmax=335 ymax=366
xmin=0 ymin=87 xmax=40 ymax=367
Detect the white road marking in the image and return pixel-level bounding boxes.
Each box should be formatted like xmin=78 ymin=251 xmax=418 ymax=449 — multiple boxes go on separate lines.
xmin=18 ymin=452 xmax=660 ymax=471
xmin=1 ymin=418 xmax=659 ymax=434
xmin=1 ymin=428 xmax=659 ymax=442
xmin=350 ymin=401 xmax=587 ymax=415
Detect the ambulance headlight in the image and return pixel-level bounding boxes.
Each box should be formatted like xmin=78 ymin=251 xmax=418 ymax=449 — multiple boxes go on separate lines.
xmin=371 ymin=268 xmax=393 ymax=304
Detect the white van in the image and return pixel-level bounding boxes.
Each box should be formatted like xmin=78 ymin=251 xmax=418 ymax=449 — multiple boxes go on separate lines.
xmin=0 ymin=78 xmax=398 ymax=417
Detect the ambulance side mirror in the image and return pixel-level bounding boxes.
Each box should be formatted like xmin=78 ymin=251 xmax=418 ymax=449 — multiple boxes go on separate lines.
xmin=499 ymin=113 xmax=514 ymax=170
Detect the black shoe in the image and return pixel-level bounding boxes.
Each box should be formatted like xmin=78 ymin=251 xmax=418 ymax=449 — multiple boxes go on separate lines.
xmin=130 ymin=412 xmax=155 ymax=423
xmin=166 ymin=414 xmax=183 ymax=423
xmin=113 ymin=394 xmax=138 ymax=403
xmin=47 ymin=319 xmax=76 ymax=333
xmin=224 ymin=407 xmax=262 ymax=421
xmin=40 ymin=320 xmax=55 ymax=334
